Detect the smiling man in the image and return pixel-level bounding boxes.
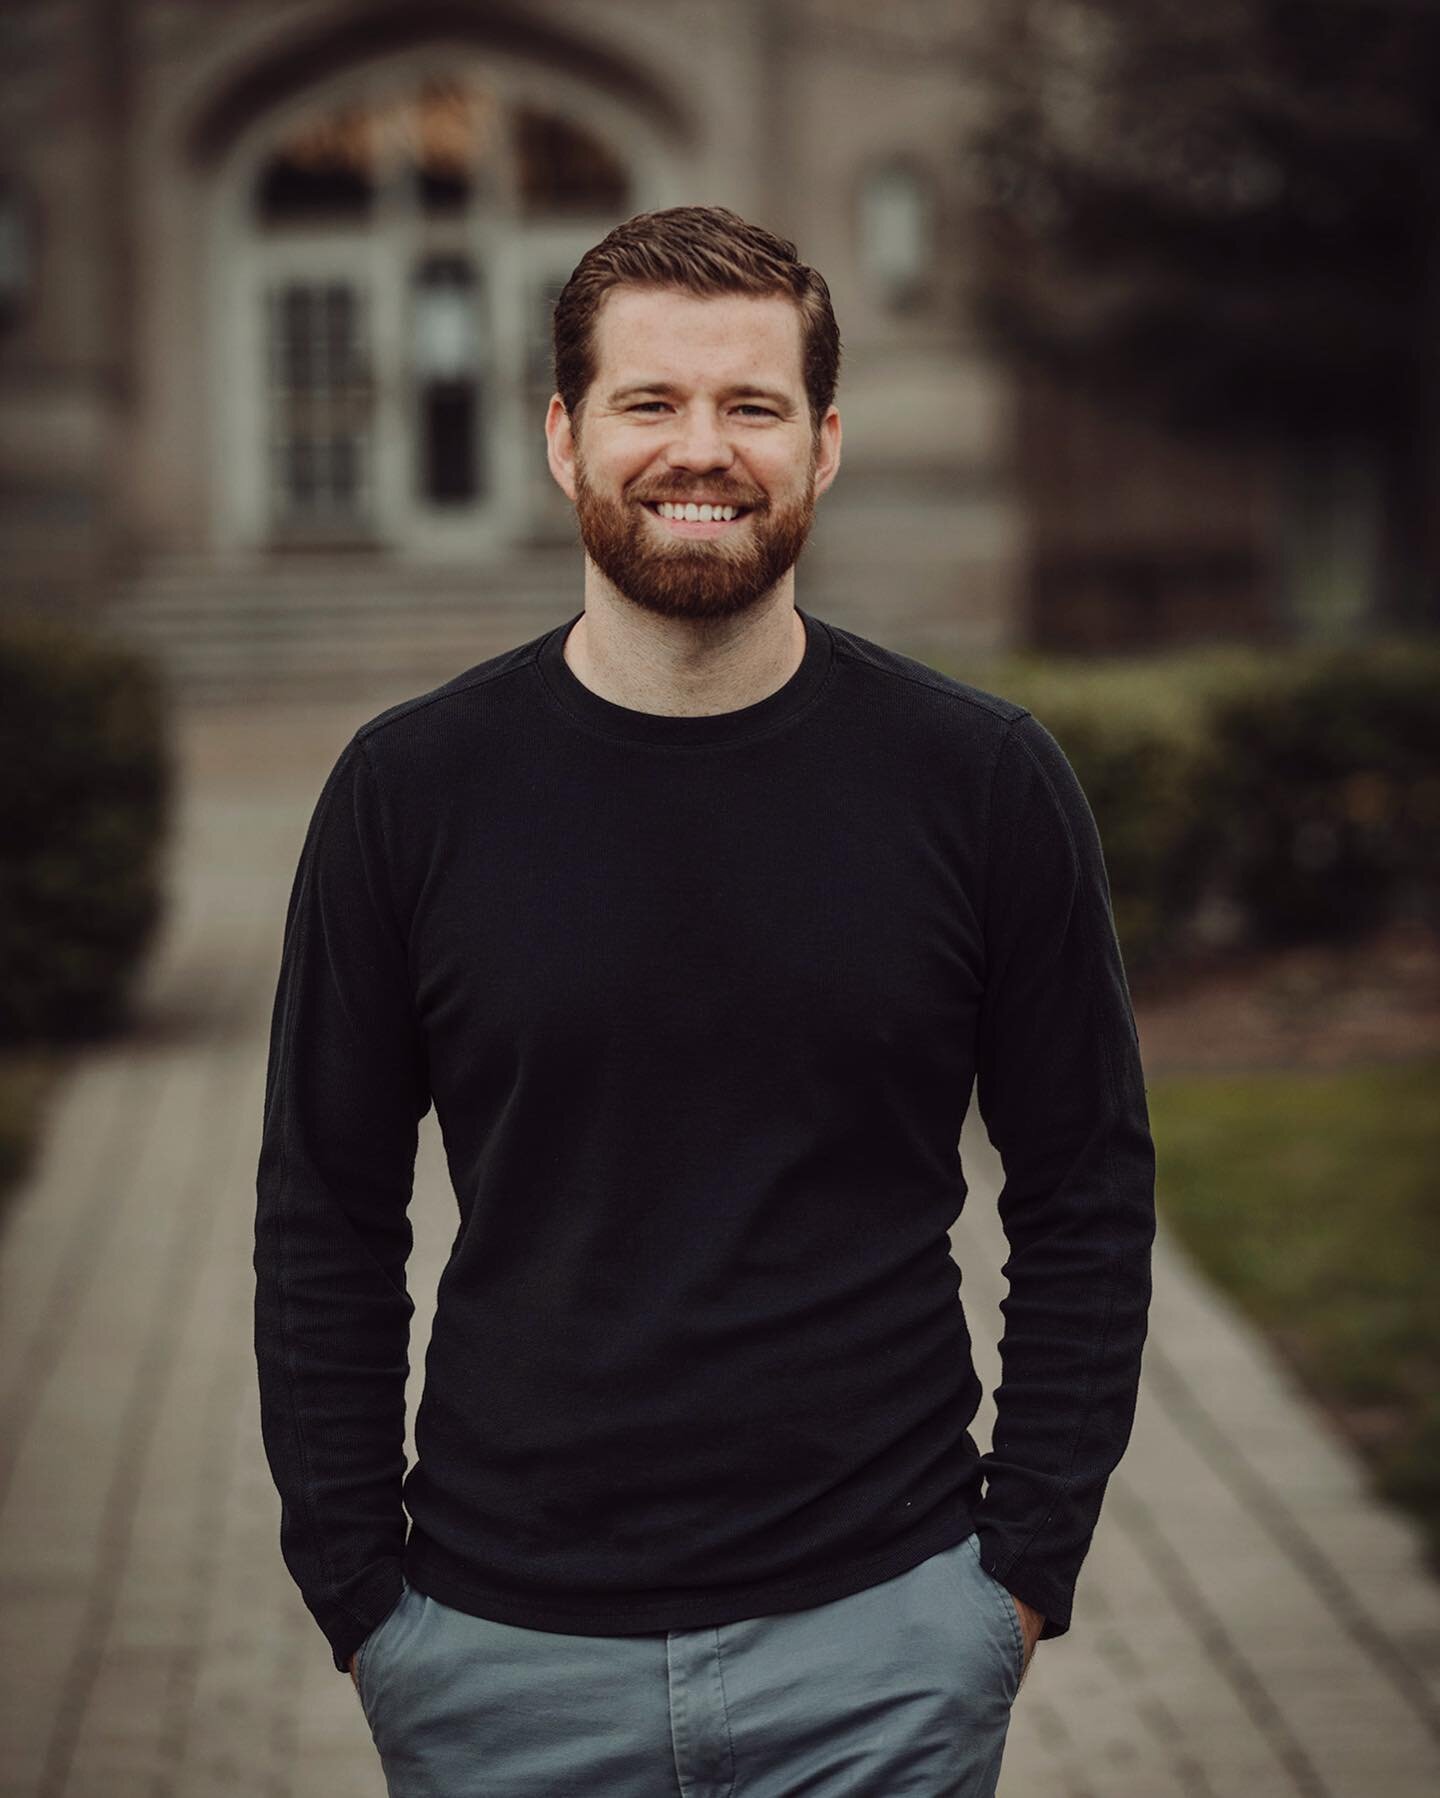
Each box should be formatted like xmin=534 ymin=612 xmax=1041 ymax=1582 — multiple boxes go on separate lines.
xmin=255 ymin=206 xmax=1156 ymax=1798
xmin=555 ymin=280 xmax=835 ymax=638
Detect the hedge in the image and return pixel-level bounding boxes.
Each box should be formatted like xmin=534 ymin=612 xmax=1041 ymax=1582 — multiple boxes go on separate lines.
xmin=942 ymin=634 xmax=1440 ymax=975
xmin=0 ymin=613 xmax=176 ymax=1043
xmin=2 ymin=613 xmax=1435 ymax=1034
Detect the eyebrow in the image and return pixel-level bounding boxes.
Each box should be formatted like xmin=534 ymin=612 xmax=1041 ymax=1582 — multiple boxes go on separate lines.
xmin=605 ymin=381 xmax=798 ymax=410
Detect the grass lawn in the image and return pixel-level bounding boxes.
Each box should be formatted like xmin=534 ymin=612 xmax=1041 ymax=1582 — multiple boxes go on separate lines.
xmin=1146 ymin=1055 xmax=1440 ymax=1567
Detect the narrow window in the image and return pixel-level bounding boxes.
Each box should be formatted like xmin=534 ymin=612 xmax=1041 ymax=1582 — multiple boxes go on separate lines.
xmin=858 ymin=160 xmax=936 ymax=312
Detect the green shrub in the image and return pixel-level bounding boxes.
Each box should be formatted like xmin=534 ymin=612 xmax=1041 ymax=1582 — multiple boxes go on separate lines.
xmin=0 ymin=1049 xmax=63 ymax=1212
xmin=946 ymin=635 xmax=1440 ymax=965
xmin=952 ymin=646 xmax=1262 ymax=973
xmin=1202 ymin=638 xmax=1440 ymax=945
xmin=0 ymin=613 xmax=176 ymax=1042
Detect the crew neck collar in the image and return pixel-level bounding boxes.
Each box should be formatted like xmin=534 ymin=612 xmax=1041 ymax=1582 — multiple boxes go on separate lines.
xmin=536 ymin=606 xmax=834 ymax=747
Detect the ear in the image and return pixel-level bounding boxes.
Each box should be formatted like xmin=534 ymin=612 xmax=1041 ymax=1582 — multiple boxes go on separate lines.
xmin=812 ymin=405 xmax=842 ymax=499
xmin=545 ymin=393 xmax=578 ymax=503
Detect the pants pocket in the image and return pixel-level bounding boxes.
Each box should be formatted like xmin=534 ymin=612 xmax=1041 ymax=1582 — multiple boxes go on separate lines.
xmin=963 ymin=1534 xmax=1025 ymax=1692
xmin=355 ymin=1580 xmax=414 ymax=1714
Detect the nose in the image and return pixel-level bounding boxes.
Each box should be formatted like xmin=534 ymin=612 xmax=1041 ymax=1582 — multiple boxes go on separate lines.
xmin=664 ymin=404 xmax=735 ymax=474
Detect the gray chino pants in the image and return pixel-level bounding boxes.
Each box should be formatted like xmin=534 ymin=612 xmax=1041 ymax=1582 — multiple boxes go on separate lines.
xmin=354 ymin=1531 xmax=1025 ymax=1797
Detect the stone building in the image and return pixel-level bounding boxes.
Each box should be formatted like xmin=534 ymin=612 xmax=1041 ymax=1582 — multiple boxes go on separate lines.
xmin=0 ymin=0 xmax=1278 ymax=698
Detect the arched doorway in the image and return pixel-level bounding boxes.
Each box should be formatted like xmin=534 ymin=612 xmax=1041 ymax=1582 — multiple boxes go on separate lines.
xmin=211 ymin=55 xmax=648 ymax=558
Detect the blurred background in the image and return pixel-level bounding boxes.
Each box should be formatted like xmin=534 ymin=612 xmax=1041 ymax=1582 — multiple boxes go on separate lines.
xmin=1 ymin=1 xmax=1438 ymax=1793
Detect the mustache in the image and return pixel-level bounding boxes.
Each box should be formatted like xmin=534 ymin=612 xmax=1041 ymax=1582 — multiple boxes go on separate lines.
xmin=631 ymin=486 xmax=766 ymax=509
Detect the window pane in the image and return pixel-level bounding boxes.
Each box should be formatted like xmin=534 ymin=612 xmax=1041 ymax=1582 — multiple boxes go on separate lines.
xmin=514 ymin=107 xmax=630 ymax=216
xmin=265 ymin=279 xmax=375 ymax=534
xmin=420 ymin=381 xmax=482 ymax=503
xmin=411 ymin=254 xmax=482 ymax=379
xmin=399 ymin=76 xmax=501 ymax=214
xmin=858 ymin=162 xmax=934 ymax=309
xmin=255 ymin=102 xmax=376 ymax=225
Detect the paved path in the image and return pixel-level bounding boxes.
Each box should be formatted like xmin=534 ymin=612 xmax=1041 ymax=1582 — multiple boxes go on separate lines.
xmin=2 ymin=693 xmax=1439 ymax=1797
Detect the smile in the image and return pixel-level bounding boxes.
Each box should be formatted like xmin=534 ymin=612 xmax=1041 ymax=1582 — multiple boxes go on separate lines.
xmin=642 ymin=500 xmax=753 ymax=537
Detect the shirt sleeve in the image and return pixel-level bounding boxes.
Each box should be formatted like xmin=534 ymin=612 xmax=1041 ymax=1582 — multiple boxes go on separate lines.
xmin=253 ymin=733 xmax=431 ymax=1673
xmin=971 ymin=710 xmax=1157 ymax=1640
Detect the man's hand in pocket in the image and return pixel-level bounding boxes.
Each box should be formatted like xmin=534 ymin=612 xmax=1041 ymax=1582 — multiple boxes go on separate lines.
xmin=1009 ymin=1592 xmax=1045 ymax=1680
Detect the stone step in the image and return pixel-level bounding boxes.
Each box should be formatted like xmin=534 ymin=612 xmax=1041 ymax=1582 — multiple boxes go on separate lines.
xmin=93 ymin=552 xmax=576 ymax=701
xmin=94 ymin=548 xmax=1012 ymax=702
xmin=98 ymin=616 xmax=560 ymax=706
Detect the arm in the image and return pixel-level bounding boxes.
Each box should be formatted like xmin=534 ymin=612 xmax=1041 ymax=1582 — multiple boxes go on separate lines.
xmin=971 ymin=712 xmax=1157 ymax=1641
xmin=254 ymin=734 xmax=431 ymax=1673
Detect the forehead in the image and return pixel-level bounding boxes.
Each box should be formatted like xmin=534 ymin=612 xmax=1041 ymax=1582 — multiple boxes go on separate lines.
xmin=591 ymin=287 xmax=805 ymax=392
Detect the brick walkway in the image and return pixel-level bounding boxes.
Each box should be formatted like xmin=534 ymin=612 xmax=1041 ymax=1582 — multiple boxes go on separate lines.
xmin=2 ymin=695 xmax=1438 ymax=1797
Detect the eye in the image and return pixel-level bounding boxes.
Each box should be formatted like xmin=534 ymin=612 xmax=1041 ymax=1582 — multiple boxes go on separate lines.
xmin=629 ymin=401 xmax=669 ymax=413
xmin=736 ymin=405 xmax=777 ymax=417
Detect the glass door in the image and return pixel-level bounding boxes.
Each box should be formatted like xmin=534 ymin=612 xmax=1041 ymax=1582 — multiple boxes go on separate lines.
xmin=509 ymin=229 xmax=617 ymax=542
xmin=223 ymin=67 xmax=640 ymax=556
xmin=264 ymin=269 xmax=378 ymax=544
xmin=401 ymin=246 xmax=500 ymax=556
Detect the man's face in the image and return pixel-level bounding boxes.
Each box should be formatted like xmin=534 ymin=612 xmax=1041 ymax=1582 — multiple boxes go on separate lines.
xmin=546 ymin=286 xmax=841 ymax=622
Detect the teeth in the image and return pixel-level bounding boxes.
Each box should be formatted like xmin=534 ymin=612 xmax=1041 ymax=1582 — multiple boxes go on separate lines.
xmin=656 ymin=502 xmax=740 ymax=522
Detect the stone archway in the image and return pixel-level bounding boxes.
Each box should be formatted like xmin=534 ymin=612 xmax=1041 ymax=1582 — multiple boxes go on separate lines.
xmin=183 ymin=11 xmax=691 ymax=558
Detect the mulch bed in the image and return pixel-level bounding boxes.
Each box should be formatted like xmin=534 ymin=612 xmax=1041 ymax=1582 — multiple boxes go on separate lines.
xmin=1130 ymin=919 xmax=1440 ymax=1075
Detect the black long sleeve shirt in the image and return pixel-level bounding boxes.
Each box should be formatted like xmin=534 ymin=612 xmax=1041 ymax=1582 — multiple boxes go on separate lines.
xmin=254 ymin=606 xmax=1156 ymax=1675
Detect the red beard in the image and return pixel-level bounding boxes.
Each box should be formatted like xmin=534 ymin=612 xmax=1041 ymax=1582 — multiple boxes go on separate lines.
xmin=572 ymin=452 xmax=819 ymax=622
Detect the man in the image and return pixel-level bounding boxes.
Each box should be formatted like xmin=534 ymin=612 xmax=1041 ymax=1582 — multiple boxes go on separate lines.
xmin=255 ymin=205 xmax=1156 ymax=1797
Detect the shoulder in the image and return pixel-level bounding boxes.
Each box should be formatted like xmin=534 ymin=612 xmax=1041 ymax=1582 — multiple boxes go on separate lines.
xmin=335 ymin=626 xmax=559 ymax=807
xmin=352 ymin=629 xmax=549 ymax=753
xmin=816 ymin=619 xmax=1096 ymax=833
xmin=821 ymin=617 xmax=1032 ymax=736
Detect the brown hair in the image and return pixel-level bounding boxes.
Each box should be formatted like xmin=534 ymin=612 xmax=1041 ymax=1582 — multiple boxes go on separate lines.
xmin=552 ymin=205 xmax=841 ymax=436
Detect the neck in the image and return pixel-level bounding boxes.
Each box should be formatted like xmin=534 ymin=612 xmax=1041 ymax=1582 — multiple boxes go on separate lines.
xmin=563 ymin=579 xmax=805 ymax=718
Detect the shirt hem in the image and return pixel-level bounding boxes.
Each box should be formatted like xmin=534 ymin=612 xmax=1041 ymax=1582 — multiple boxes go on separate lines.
xmin=401 ymin=1505 xmax=978 ymax=1637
